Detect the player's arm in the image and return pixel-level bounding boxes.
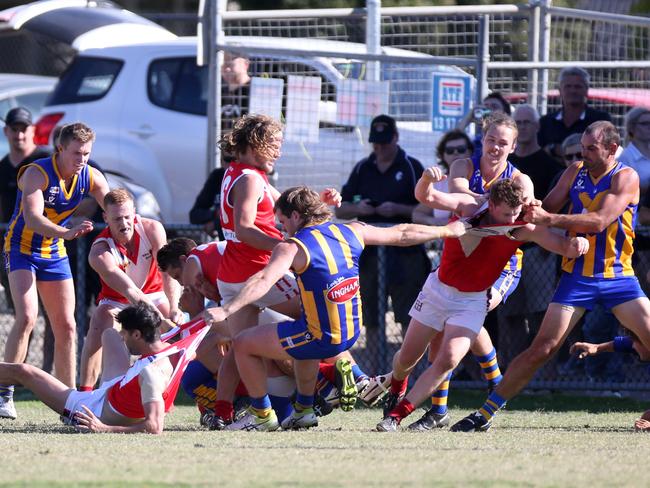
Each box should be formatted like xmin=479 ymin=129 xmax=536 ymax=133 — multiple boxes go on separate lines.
xmin=20 ymin=166 xmax=94 ymax=239
xmin=447 ymin=158 xmax=481 ymax=197
xmin=145 ymin=219 xmax=181 ymax=321
xmin=415 ymin=166 xmax=481 ymax=215
xmin=529 ymin=167 xmax=638 ymax=233
xmin=89 ymin=242 xmax=159 ymax=308
xmin=232 ymin=174 xmax=283 ymax=251
xmin=88 ymin=167 xmax=109 ymax=211
xmin=514 ymin=224 xmax=589 ymax=258
xmin=538 ymin=162 xmax=579 ymax=213
xmin=356 ymin=219 xmax=467 ymax=248
xmin=204 ymin=241 xmax=299 ymax=324
xmin=74 ymin=399 xmax=165 ymax=434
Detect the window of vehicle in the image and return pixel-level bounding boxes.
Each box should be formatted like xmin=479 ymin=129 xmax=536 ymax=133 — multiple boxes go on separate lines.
xmin=148 ymin=57 xmax=208 ymax=116
xmin=15 ymin=91 xmax=51 ymax=115
xmin=47 ymin=56 xmax=123 ymax=105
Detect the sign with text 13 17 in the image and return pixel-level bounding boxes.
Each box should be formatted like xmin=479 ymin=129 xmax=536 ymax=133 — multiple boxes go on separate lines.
xmin=432 ymin=73 xmax=472 ymax=132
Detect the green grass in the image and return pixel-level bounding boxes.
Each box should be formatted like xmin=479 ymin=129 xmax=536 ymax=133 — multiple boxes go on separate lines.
xmin=1 ymin=392 xmax=649 ymax=487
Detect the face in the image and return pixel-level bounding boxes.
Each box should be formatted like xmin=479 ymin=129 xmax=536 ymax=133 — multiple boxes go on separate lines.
xmin=483 ymin=96 xmax=506 ymax=114
xmin=249 ymin=130 xmax=283 ymax=173
xmin=559 ymin=74 xmax=588 ymax=107
xmin=3 ymin=123 xmax=34 ymax=153
xmin=441 ymin=137 xmax=471 ymax=167
xmin=104 ymin=200 xmax=136 ymax=244
xmin=221 ymin=54 xmax=249 ymax=87
xmin=372 ymin=134 xmax=399 ymax=160
xmin=513 ymin=108 xmax=539 ymax=144
xmin=57 ymin=139 xmax=93 ymax=175
xmin=165 ymin=264 xmax=184 ymax=285
xmin=119 ymin=328 xmax=141 ymax=355
xmin=488 ymin=200 xmax=522 ymax=225
xmin=275 ymin=209 xmax=301 ymax=237
xmin=633 ymin=113 xmax=650 ymax=143
xmin=482 ymin=124 xmax=516 ymax=166
xmin=562 ymin=143 xmax=582 ymax=167
xmin=580 ymin=131 xmax=615 ymax=170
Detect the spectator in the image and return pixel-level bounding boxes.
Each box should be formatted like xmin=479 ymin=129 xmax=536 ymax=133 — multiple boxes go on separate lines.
xmin=510 ymin=104 xmax=564 ymax=200
xmin=337 ymin=114 xmax=430 ymax=344
xmin=412 ymin=129 xmax=473 ymax=226
xmin=538 ymin=67 xmax=611 ymax=161
xmin=189 ymin=52 xmax=252 ymax=236
xmin=618 ymin=107 xmax=650 ymax=197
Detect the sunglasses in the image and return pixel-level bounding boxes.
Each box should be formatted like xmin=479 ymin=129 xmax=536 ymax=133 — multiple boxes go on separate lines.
xmin=444 ymin=145 xmax=469 ymax=155
xmin=564 ymin=152 xmax=582 ymax=161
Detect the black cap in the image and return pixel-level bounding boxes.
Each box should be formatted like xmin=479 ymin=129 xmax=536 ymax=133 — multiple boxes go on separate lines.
xmin=368 ymin=114 xmax=397 ymax=144
xmin=5 ymin=107 xmax=32 ymax=127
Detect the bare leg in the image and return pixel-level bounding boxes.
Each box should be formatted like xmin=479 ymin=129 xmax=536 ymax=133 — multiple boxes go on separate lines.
xmin=293 ymin=359 xmax=320 ymax=396
xmin=269 ymin=295 xmax=301 ymax=320
xmin=4 ymin=270 xmax=39 ymax=365
xmin=405 ymin=325 xmax=476 ymax=407
xmin=0 ymin=362 xmax=72 ymax=414
xmin=37 ymin=279 xmax=77 ymax=387
xmin=392 ymin=318 xmax=438 ymax=381
xmin=233 ymin=322 xmax=293 ymax=398
xmin=494 ymin=303 xmax=584 ymax=400
xmin=99 ymin=329 xmax=130 ymax=384
xmin=79 ymin=304 xmax=117 ymax=388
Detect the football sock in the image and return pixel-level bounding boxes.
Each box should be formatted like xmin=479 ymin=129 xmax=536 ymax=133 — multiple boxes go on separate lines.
xmin=430 ymin=371 xmax=452 ymax=415
xmin=474 ymin=348 xmax=503 ymax=388
xmin=351 ymin=364 xmax=368 ymax=381
xmin=389 ymin=398 xmax=416 ymax=422
xmin=250 ymin=395 xmax=273 ymax=418
xmin=478 ymin=391 xmax=507 ymax=422
xmin=390 ymin=375 xmax=408 ymax=396
xmin=318 ymin=363 xmax=336 ymax=383
xmin=214 ymin=400 xmax=234 ymax=421
xmin=295 ymin=393 xmax=314 ymax=412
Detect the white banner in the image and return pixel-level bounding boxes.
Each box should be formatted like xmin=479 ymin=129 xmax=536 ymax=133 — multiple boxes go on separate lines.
xmin=249 ymin=77 xmax=284 ymax=121
xmin=285 ymin=75 xmax=321 ymax=143
xmin=336 ymin=79 xmax=390 ymax=127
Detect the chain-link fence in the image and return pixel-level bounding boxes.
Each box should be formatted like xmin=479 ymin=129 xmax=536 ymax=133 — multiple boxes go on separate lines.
xmin=2 ymin=223 xmax=650 ymax=392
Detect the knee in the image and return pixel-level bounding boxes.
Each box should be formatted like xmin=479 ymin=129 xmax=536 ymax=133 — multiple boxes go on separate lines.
xmin=526 ymin=340 xmax=559 ymax=366
xmin=13 ymin=313 xmax=37 ymax=334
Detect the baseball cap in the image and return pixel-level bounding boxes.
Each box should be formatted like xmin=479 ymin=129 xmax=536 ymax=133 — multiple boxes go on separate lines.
xmin=5 ymin=107 xmax=33 ymax=127
xmin=368 ymin=114 xmax=397 ymax=144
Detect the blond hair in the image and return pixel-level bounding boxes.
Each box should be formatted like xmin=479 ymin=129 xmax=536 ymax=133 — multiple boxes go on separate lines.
xmin=219 ymin=114 xmax=283 ymax=160
xmin=104 ymin=188 xmax=133 ymax=208
xmin=274 ymin=186 xmax=332 ymax=228
xmin=58 ymin=122 xmax=95 ymax=148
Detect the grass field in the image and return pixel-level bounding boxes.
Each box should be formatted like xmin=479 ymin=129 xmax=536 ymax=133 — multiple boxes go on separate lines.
xmin=1 ymin=391 xmax=649 ymax=487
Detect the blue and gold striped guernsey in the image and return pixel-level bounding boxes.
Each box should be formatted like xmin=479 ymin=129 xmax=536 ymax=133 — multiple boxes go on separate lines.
xmin=562 ymin=161 xmax=636 ymax=278
xmin=289 ymin=222 xmax=365 ymax=345
xmin=3 ymin=155 xmax=93 ymax=259
xmin=468 ymin=155 xmax=523 ymax=275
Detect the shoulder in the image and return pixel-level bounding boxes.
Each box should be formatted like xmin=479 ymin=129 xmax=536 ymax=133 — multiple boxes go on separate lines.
xmin=141 ymin=217 xmax=166 ymax=239
xmin=586 ymin=106 xmax=612 ymax=121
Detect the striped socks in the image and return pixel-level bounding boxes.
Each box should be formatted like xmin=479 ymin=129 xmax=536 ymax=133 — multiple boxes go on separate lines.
xmin=478 ymin=391 xmax=507 ymax=422
xmin=474 ymin=348 xmax=503 ymax=389
xmin=430 ymin=372 xmax=452 ymax=415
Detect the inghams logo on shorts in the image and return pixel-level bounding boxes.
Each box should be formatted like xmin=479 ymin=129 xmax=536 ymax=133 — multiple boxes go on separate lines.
xmin=326 ymin=277 xmax=360 ymax=303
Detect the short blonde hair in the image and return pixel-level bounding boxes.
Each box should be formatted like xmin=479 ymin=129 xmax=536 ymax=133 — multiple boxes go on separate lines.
xmin=58 ymin=122 xmax=95 ymax=148
xmin=104 ymin=188 xmax=133 ymax=208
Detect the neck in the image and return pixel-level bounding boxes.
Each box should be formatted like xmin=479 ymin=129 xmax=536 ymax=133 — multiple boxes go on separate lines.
xmin=9 ymin=144 xmax=35 ymax=165
xmin=479 ymin=158 xmax=507 ymax=180
xmin=375 ymin=147 xmax=398 ymax=167
xmin=226 ymin=75 xmax=250 ymax=92
xmin=562 ymin=103 xmax=585 ymax=120
xmin=139 ymin=340 xmax=166 ymax=356
xmin=514 ymin=140 xmax=540 ymax=157
xmin=589 ymin=158 xmax=617 ymax=179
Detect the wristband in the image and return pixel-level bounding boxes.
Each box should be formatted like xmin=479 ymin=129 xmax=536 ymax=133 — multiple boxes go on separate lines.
xmin=613 ymin=336 xmax=634 ymax=353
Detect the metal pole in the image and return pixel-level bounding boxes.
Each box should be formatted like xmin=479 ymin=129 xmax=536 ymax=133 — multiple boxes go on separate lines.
xmin=528 ymin=0 xmax=540 ymax=111
xmin=75 ymin=237 xmax=88 ymax=375
xmin=377 ymin=245 xmax=388 ymax=372
xmin=366 ymin=0 xmax=381 ymax=83
xmin=477 ymin=14 xmax=490 ymax=103
xmin=214 ymin=0 xmax=226 ymax=170
xmin=540 ymin=0 xmax=552 ymax=114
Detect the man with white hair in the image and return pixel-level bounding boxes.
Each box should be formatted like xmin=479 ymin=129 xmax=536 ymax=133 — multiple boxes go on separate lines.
xmin=619 ymin=107 xmax=650 ymax=197
xmin=538 ymin=67 xmax=611 ymax=161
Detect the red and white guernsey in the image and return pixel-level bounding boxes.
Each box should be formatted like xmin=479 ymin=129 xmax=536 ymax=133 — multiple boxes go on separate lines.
xmin=93 ymin=216 xmax=163 ymax=303
xmin=219 ymin=161 xmax=282 ymax=283
xmin=187 ymin=241 xmax=227 ymax=285
xmin=438 ymin=217 xmax=524 ymax=293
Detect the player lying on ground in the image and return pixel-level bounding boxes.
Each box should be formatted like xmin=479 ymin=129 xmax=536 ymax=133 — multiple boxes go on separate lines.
xmin=0 ymin=302 xmax=206 ymax=434
xmin=205 ymin=185 xmax=467 ymax=431
xmin=571 ymin=334 xmax=650 ymax=432
xmin=376 ymin=174 xmax=588 ymax=432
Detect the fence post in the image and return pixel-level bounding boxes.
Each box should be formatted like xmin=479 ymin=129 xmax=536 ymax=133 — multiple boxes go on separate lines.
xmin=539 ymin=0 xmax=552 ymax=114
xmin=74 ymin=237 xmax=88 ymax=372
xmin=528 ymin=0 xmax=541 ymax=111
xmin=366 ymin=0 xmax=381 ymax=82
xmin=377 ymin=245 xmax=388 ymax=372
xmin=477 ymin=14 xmax=490 ymax=103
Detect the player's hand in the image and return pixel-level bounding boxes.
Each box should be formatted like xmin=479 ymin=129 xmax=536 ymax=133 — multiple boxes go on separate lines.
xmin=634 ymin=417 xmax=650 ymax=432
xmin=195 ymin=274 xmax=221 ymax=303
xmin=356 ymin=199 xmax=376 ymax=217
xmin=62 ymin=220 xmax=94 ymax=240
xmin=320 ymin=188 xmax=342 ymax=207
xmin=570 ymin=236 xmax=589 ymax=256
xmin=569 ymin=341 xmax=599 ymax=359
xmin=74 ymin=405 xmax=107 ymax=433
xmin=523 ymin=204 xmax=550 ymax=225
xmin=375 ymin=201 xmax=400 ymax=218
xmin=422 ymin=166 xmax=447 ymax=184
xmin=204 ymin=306 xmax=228 ymax=326
xmin=445 ymin=219 xmax=468 ymax=238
